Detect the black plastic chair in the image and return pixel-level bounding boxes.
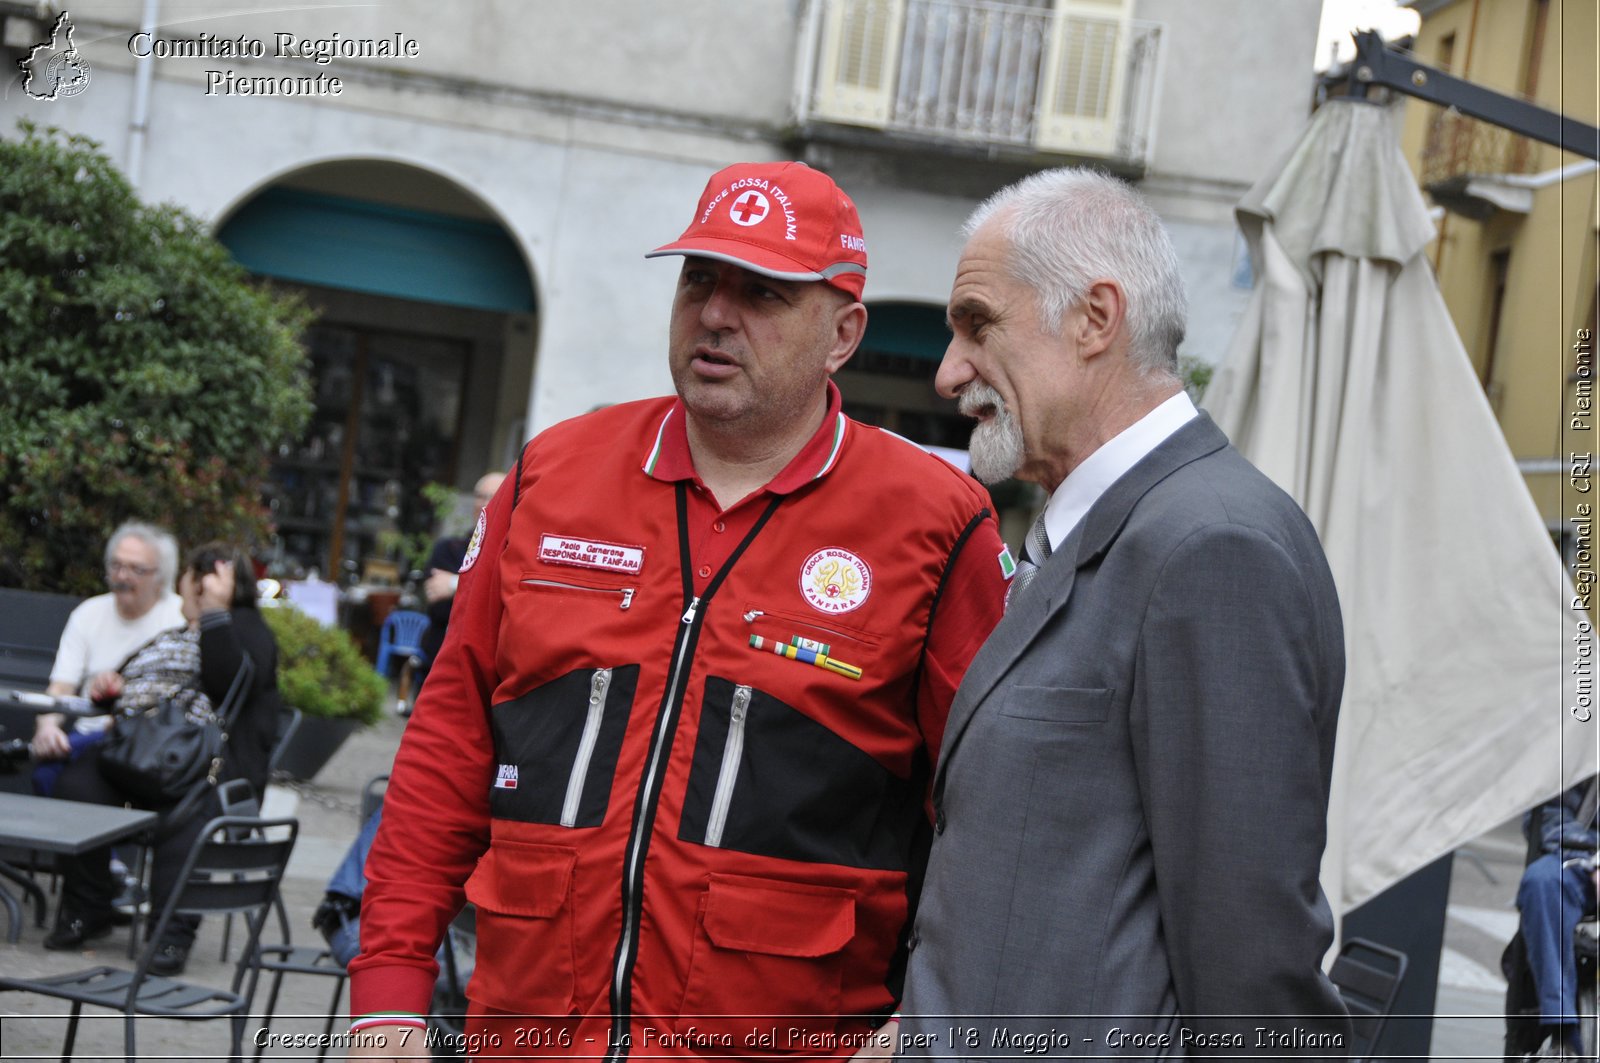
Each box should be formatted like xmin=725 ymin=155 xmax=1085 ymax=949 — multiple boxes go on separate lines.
xmin=250 ymin=899 xmax=349 ymax=1060
xmin=1329 ymin=936 xmax=1409 ymax=1062
xmin=0 ymin=815 xmax=297 ymax=1063
xmin=129 ymin=706 xmax=305 ymax=960
xmin=249 ymin=769 xmax=389 ymax=1059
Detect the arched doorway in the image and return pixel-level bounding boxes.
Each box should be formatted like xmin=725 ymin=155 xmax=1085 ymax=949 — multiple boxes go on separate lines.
xmin=217 ymin=161 xmax=537 ymax=584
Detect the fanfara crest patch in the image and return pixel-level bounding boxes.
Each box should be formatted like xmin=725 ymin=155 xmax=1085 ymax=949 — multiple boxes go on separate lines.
xmin=459 ymin=509 xmax=487 ymax=573
xmin=800 ymin=547 xmax=872 ymax=614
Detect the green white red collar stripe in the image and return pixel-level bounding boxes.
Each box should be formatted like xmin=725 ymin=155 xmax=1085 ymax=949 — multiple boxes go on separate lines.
xmin=811 ymin=412 xmax=846 ymax=480
xmin=642 ymin=407 xmax=674 ymax=477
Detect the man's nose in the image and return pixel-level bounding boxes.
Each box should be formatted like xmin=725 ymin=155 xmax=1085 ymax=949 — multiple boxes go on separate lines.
xmin=934 ymin=343 xmax=974 ymax=400
xmin=699 ymin=276 xmax=739 ymax=331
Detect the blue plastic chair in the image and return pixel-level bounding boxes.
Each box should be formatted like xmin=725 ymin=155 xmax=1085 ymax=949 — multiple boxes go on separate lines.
xmin=374 ymin=609 xmax=430 ymax=678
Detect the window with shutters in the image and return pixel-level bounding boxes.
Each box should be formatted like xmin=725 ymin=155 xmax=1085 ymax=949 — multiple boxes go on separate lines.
xmin=804 ymin=0 xmax=1155 ymax=164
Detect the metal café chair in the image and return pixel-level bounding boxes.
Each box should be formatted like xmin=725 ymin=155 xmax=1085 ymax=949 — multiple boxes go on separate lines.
xmin=0 ymin=815 xmax=297 ymax=1063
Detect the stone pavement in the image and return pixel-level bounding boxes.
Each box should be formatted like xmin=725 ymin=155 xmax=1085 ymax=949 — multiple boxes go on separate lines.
xmin=0 ymin=705 xmax=1542 ymax=1060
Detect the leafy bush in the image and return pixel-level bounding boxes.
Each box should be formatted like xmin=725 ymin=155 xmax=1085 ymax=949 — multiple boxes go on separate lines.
xmin=261 ymin=604 xmax=386 ymax=725
xmin=0 ymin=121 xmax=314 ymax=592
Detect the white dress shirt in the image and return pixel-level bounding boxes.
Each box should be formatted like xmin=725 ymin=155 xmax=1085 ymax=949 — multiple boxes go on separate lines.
xmin=1040 ymin=391 xmax=1198 ymax=551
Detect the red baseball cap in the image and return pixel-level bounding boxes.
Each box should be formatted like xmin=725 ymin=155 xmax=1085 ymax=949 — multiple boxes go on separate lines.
xmin=647 ymin=161 xmax=868 ymax=300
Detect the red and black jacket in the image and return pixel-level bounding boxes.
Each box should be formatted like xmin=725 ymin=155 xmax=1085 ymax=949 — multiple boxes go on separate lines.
xmin=351 ymin=390 xmax=1007 ymax=1058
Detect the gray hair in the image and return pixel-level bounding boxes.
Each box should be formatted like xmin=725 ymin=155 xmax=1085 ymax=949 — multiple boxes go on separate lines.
xmin=105 ymin=521 xmax=179 ymax=591
xmin=964 ymin=168 xmax=1187 ymax=377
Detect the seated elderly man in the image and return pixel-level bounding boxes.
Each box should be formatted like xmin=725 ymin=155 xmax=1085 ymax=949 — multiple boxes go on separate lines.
xmin=31 ymin=521 xmax=185 ymax=779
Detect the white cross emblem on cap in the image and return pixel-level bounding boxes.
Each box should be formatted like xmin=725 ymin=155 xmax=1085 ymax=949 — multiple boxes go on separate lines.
xmin=729 ymin=191 xmax=770 ymax=227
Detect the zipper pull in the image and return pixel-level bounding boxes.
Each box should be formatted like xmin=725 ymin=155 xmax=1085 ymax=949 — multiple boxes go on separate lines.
xmin=682 ymin=596 xmax=701 ymax=624
xmin=742 ymin=609 xmax=763 ymax=623
xmin=731 ymin=685 xmax=752 ymax=723
xmin=619 ymin=588 xmax=635 ymax=610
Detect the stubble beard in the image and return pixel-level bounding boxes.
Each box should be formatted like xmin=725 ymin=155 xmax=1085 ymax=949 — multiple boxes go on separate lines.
xmin=959 ymin=382 xmax=1025 ymax=485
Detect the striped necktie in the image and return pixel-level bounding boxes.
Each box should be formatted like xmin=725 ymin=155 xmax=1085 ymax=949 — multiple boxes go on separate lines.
xmin=1006 ymin=512 xmax=1053 ymax=611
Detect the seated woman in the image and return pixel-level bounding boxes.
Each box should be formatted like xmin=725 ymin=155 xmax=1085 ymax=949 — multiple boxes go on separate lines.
xmin=45 ymin=542 xmax=282 ymax=977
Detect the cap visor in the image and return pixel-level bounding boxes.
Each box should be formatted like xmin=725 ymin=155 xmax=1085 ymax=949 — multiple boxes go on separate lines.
xmin=645 ymin=237 xmax=827 ymax=284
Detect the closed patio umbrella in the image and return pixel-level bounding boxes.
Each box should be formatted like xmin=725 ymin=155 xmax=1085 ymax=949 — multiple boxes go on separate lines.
xmin=1203 ymin=98 xmax=1595 ymax=915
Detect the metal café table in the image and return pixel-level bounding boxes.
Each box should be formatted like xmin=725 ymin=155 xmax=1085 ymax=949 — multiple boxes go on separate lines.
xmin=0 ymin=792 xmax=158 ymax=943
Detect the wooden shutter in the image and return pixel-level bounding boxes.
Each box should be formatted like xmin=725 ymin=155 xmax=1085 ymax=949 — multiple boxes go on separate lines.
xmin=1035 ymin=0 xmax=1130 ymax=155
xmin=813 ymin=0 xmax=906 ymax=128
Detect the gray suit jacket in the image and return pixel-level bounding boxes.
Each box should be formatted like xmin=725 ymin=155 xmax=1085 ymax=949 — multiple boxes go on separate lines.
xmin=900 ymin=414 xmax=1350 ymax=1059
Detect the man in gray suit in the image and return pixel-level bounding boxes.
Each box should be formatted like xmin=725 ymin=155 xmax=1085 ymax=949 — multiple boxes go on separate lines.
xmin=897 ymin=169 xmax=1351 ymax=1057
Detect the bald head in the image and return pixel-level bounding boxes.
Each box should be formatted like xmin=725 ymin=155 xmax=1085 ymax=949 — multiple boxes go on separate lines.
xmin=474 ymin=472 xmax=506 ymax=509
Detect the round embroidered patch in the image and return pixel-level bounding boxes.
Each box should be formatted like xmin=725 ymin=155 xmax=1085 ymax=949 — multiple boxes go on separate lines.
xmin=460 ymin=509 xmax=487 ymax=573
xmin=728 ymin=189 xmax=770 ymax=227
xmin=799 ymin=547 xmax=872 ymax=614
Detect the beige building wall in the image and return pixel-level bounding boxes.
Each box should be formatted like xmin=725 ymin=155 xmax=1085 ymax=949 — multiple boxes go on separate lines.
xmin=1399 ymin=0 xmax=1599 ymax=527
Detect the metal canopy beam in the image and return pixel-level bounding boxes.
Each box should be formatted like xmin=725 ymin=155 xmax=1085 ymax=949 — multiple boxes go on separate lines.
xmin=1347 ymin=29 xmax=1599 ymax=162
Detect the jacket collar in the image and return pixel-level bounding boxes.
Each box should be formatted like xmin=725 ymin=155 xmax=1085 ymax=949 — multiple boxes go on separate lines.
xmin=935 ymin=413 xmax=1231 ymax=780
xmin=640 ymin=380 xmax=849 ymax=494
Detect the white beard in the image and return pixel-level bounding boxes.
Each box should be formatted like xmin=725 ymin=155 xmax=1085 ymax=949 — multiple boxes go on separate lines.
xmin=959 ymin=382 xmax=1024 ymax=485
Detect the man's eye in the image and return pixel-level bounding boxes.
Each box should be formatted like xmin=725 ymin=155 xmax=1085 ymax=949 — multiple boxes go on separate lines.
xmin=750 ymin=284 xmax=781 ymax=301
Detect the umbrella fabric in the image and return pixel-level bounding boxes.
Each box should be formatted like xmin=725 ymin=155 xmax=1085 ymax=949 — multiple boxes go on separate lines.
xmin=1204 ymin=99 xmax=1595 ymax=914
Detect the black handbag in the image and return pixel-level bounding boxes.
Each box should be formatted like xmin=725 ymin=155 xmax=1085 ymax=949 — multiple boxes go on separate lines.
xmin=98 ymin=651 xmax=255 ymax=806
xmin=98 ymin=698 xmax=226 ymax=802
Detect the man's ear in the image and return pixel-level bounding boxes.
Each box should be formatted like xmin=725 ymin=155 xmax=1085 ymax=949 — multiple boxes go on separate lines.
xmin=824 ymin=300 xmax=867 ymax=375
xmin=1075 ymin=279 xmax=1126 ymax=361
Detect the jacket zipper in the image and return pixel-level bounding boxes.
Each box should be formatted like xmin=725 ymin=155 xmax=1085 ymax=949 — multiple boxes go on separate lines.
xmin=604 ymin=485 xmax=783 ymax=1063
xmin=607 ymin=594 xmax=701 ymax=1061
xmin=704 ymin=684 xmax=751 ymax=848
xmin=523 ymin=578 xmax=635 ymax=609
xmin=560 ymin=667 xmax=612 ymax=828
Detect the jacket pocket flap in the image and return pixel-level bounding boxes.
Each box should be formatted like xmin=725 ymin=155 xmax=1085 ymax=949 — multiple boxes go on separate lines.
xmin=999 ymin=685 xmax=1114 ymax=724
xmin=465 ymin=841 xmax=575 ymax=918
xmin=702 ymin=875 xmax=855 ymax=957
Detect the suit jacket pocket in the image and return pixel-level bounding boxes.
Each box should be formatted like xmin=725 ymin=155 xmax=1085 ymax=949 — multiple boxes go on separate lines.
xmin=463 ymin=841 xmax=578 ymax=1016
xmin=676 ymin=874 xmax=854 ymax=1050
xmin=998 ymin=685 xmax=1113 ymax=724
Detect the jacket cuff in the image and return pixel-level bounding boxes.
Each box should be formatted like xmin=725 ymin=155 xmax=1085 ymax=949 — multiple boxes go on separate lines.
xmin=349 ymin=962 xmax=439 ymax=1020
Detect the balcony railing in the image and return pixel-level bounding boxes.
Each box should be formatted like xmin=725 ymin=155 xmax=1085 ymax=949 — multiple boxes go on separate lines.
xmin=797 ymin=0 xmax=1163 ymax=167
xmin=1421 ymin=109 xmax=1537 ymax=189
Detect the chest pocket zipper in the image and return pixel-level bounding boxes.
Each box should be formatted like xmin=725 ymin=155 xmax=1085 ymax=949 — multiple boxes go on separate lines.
xmin=561 ymin=668 xmax=613 ymax=828
xmin=524 ymin=578 xmax=635 ymax=610
xmin=704 ymin=684 xmax=752 ymax=848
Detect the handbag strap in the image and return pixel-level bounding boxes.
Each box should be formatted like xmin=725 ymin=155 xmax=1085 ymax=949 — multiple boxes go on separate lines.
xmin=167 ymin=640 xmax=258 ymax=821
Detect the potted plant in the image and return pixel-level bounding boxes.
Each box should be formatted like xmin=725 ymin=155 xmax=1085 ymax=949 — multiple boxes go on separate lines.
xmin=261 ymin=603 xmax=387 ymax=781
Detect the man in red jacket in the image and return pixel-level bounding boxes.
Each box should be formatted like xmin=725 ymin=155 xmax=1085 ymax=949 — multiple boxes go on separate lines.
xmin=349 ymin=161 xmax=1008 ymax=1061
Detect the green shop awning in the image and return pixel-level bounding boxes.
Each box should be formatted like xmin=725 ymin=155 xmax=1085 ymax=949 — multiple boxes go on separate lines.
xmin=218 ymin=187 xmax=534 ymax=314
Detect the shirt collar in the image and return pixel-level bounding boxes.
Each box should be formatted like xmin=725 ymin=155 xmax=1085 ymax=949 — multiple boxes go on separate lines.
xmin=1041 ymin=390 xmax=1198 ymax=550
xmin=641 ymin=380 xmax=849 ymax=495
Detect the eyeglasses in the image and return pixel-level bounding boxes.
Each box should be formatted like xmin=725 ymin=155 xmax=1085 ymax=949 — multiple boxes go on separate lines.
xmin=107 ymin=560 xmax=157 ymax=578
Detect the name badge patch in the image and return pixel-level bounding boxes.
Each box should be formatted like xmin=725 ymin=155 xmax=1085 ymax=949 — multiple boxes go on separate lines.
xmin=539 ymin=533 xmax=645 ymax=575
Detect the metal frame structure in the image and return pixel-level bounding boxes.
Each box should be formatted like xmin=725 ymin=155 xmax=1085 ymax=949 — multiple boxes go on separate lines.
xmin=1346 ymin=29 xmax=1598 ymax=162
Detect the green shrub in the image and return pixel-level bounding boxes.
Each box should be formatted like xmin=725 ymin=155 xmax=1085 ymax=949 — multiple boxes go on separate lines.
xmin=261 ymin=604 xmax=386 ymax=725
xmin=0 ymin=121 xmax=314 ymax=592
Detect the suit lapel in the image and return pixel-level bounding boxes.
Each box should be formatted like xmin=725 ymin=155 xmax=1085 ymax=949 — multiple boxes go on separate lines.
xmin=935 ymin=414 xmax=1231 ymax=776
